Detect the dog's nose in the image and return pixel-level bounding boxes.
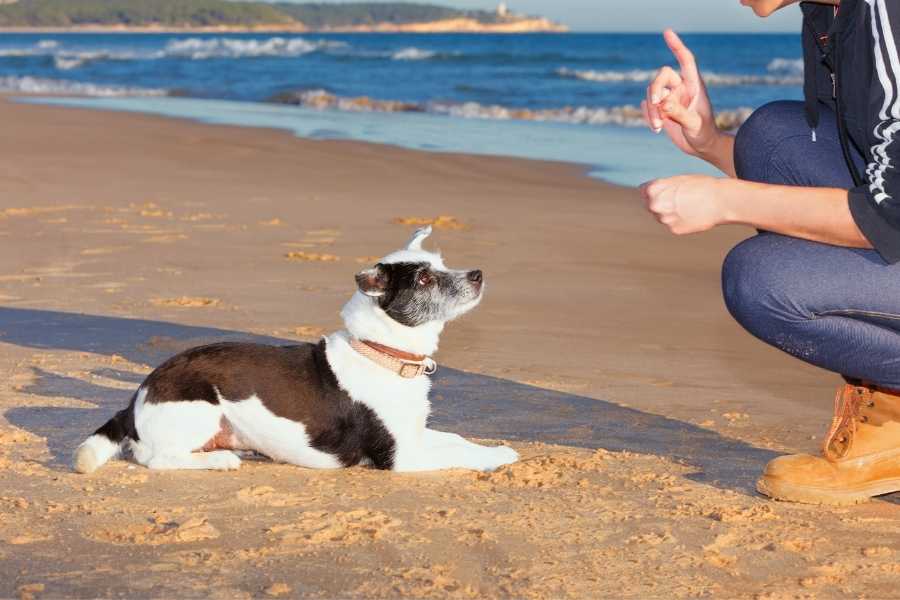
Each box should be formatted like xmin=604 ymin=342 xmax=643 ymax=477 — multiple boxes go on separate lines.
xmin=467 ymin=270 xmax=483 ymax=284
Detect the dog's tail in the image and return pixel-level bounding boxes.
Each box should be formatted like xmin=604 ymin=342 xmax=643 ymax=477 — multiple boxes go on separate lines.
xmin=73 ymin=391 xmax=139 ymax=474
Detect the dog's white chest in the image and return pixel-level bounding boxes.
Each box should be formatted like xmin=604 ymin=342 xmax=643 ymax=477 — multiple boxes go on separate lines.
xmin=325 ymin=332 xmax=431 ymax=456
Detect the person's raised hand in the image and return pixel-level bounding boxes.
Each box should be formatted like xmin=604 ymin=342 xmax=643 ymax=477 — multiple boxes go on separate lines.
xmin=641 ymin=29 xmax=722 ymax=159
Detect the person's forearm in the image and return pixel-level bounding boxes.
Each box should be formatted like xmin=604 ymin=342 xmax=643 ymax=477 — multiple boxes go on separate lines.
xmin=698 ymin=132 xmax=736 ymax=178
xmin=719 ymin=179 xmax=872 ymax=248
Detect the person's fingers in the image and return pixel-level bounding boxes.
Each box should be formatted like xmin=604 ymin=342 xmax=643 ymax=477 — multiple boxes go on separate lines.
xmin=663 ymin=29 xmax=699 ymax=84
xmin=645 ymin=87 xmax=663 ymax=132
xmin=659 ymin=213 xmax=678 ymax=226
xmin=649 ymin=66 xmax=681 ymax=105
xmin=639 ymin=180 xmax=652 ymax=204
xmin=648 ymin=195 xmax=674 ymax=216
xmin=640 ymin=99 xmax=655 ymax=132
xmin=659 ymin=95 xmax=703 ymax=134
xmin=639 ymin=179 xmax=663 ymax=201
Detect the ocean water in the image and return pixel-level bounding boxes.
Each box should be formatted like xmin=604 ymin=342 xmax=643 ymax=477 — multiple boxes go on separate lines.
xmin=0 ymin=32 xmax=805 ymax=185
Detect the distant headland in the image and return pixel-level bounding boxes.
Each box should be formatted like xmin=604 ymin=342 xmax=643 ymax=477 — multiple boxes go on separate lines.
xmin=0 ymin=0 xmax=568 ymax=33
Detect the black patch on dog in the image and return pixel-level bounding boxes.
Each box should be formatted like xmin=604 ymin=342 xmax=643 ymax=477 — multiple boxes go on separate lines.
xmin=142 ymin=341 xmax=396 ymax=469
xmin=93 ymin=392 xmax=140 ymax=443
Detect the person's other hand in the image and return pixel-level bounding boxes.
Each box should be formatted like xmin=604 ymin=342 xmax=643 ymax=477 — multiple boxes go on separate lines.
xmin=639 ymin=175 xmax=730 ymax=235
xmin=641 ymin=30 xmax=723 ymax=159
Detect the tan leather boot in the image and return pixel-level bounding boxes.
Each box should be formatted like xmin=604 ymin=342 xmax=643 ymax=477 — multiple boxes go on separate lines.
xmin=757 ymin=383 xmax=900 ymax=506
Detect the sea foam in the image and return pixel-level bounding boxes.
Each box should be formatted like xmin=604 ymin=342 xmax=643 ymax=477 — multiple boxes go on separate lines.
xmin=0 ymin=75 xmax=167 ymax=97
xmin=271 ymin=89 xmax=753 ymax=129
xmin=391 ymin=47 xmax=438 ymax=61
xmin=162 ymin=37 xmax=346 ymax=60
xmin=556 ymin=67 xmax=803 ymax=86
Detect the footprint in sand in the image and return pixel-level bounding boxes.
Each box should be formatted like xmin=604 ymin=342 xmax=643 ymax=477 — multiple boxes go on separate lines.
xmin=150 ymin=297 xmax=222 ymax=308
xmin=236 ymin=486 xmax=309 ymax=508
xmin=284 ymin=251 xmax=340 ymax=262
xmin=17 ymin=583 xmax=44 ymax=600
xmin=476 ymin=450 xmax=608 ymax=489
xmin=267 ymin=510 xmax=401 ymax=546
xmin=456 ymin=527 xmax=496 ymax=545
xmin=0 ymin=497 xmax=30 ymax=511
xmin=392 ymin=215 xmax=466 ymax=230
xmin=705 ymin=504 xmax=777 ymax=523
xmin=86 ymin=516 xmax=219 ymax=546
xmin=367 ymin=565 xmax=468 ymax=598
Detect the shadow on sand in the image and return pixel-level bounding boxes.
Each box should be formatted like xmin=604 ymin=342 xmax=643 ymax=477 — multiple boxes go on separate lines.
xmin=0 ymin=306 xmax=777 ymax=495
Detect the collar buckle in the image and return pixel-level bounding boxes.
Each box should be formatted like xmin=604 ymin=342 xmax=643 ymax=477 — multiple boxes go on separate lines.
xmin=399 ymin=362 xmax=424 ymax=379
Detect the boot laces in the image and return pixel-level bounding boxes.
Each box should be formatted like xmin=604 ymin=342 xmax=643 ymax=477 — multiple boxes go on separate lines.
xmin=823 ymin=384 xmax=874 ymax=461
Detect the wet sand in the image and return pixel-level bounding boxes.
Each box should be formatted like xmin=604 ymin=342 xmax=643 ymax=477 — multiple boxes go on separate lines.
xmin=0 ymin=97 xmax=897 ymax=599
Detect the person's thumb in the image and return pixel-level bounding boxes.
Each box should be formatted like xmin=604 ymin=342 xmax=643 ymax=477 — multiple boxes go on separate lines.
xmin=660 ymin=96 xmax=703 ymax=135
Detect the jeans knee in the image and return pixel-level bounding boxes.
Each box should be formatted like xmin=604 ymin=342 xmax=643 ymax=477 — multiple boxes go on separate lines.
xmin=721 ymin=236 xmax=794 ymax=337
xmin=734 ymin=100 xmax=804 ymax=182
xmin=722 ymin=238 xmax=758 ymax=327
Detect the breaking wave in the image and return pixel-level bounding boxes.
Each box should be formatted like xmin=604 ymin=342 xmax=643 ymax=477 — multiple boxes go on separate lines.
xmin=767 ymin=57 xmax=804 ymax=75
xmin=52 ymin=51 xmax=139 ymax=70
xmin=0 ymin=36 xmax=350 ymax=70
xmin=0 ymin=75 xmax=167 ymax=97
xmin=270 ymin=89 xmax=753 ymax=130
xmin=161 ymin=37 xmax=347 ymax=60
xmin=391 ymin=47 xmax=438 ymax=61
xmin=556 ymin=67 xmax=803 ymax=86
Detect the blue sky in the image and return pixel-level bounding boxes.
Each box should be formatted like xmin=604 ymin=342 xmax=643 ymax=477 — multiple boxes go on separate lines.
xmin=277 ymin=1 xmax=803 ymax=32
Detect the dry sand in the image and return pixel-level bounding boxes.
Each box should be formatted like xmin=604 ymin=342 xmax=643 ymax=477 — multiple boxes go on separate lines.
xmin=0 ymin=97 xmax=897 ymax=599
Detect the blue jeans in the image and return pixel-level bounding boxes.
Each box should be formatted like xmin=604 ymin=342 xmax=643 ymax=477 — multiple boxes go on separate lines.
xmin=723 ymin=100 xmax=900 ymax=389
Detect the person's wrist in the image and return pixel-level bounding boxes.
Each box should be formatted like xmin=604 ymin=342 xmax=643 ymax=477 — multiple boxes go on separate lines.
xmin=712 ymin=178 xmax=740 ymax=225
xmin=692 ymin=127 xmax=725 ymax=161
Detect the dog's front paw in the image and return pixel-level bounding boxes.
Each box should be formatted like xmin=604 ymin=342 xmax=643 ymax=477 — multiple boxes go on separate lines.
xmin=207 ymin=451 xmax=242 ymax=471
xmin=480 ymin=445 xmax=519 ymax=472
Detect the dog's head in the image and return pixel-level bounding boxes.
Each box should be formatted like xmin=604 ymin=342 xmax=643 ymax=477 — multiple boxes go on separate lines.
xmin=340 ymin=226 xmax=483 ymax=354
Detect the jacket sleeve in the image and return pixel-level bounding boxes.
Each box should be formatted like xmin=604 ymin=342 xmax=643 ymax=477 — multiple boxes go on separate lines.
xmin=848 ymin=0 xmax=900 ymax=263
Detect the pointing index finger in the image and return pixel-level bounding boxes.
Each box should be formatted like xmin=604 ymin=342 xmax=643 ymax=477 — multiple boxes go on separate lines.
xmin=663 ymin=29 xmax=699 ymax=83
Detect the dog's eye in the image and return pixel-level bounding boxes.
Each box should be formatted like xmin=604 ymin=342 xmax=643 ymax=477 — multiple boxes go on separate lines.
xmin=418 ymin=273 xmax=433 ymax=286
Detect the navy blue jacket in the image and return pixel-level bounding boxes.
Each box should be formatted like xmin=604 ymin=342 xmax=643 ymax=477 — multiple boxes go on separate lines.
xmin=802 ymin=0 xmax=900 ymax=263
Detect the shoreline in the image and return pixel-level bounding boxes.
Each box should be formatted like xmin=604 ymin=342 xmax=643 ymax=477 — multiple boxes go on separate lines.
xmin=16 ymin=95 xmax=721 ymax=187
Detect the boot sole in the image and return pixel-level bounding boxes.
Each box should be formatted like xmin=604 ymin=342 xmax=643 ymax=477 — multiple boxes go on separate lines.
xmin=757 ymin=475 xmax=900 ymax=506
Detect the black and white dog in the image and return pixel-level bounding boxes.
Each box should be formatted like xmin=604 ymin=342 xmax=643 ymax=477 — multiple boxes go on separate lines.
xmin=74 ymin=226 xmax=519 ymax=474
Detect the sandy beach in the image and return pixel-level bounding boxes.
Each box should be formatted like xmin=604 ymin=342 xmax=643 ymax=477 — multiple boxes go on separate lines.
xmin=0 ymin=96 xmax=898 ymax=598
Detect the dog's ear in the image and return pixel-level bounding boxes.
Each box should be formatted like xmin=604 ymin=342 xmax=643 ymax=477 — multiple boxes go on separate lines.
xmin=355 ymin=263 xmax=390 ymax=297
xmin=405 ymin=225 xmax=432 ymax=251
